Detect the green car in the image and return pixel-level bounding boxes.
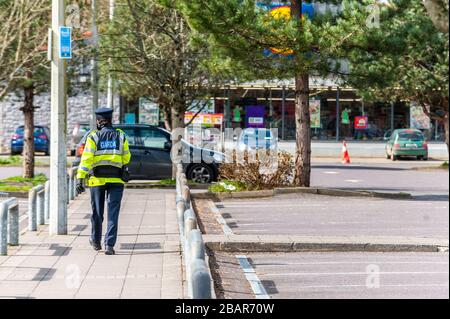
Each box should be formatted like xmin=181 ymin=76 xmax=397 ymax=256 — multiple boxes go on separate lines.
xmin=385 ymin=129 xmax=429 ymax=161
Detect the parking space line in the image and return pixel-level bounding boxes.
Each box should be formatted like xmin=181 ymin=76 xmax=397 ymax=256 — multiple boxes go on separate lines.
xmin=345 ymin=180 xmax=362 ymax=183
xmin=236 ymin=255 xmax=270 ymax=299
xmin=268 ymin=284 xmax=449 ymax=290
xmin=254 ymin=261 xmax=449 ymax=266
xmin=261 ymin=271 xmax=449 ymax=277
xmin=209 ymin=201 xmax=233 ymax=235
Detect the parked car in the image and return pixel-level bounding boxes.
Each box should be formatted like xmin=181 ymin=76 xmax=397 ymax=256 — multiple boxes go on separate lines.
xmin=385 ymin=129 xmax=428 ymax=161
xmin=11 ymin=125 xmax=50 ymax=155
xmin=70 ymin=122 xmax=90 ymax=156
xmin=237 ymin=128 xmax=277 ymax=151
xmin=72 ymin=124 xmax=224 ymax=183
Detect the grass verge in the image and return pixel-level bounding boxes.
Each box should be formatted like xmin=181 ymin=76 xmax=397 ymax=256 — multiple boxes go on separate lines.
xmin=208 ymin=180 xmax=249 ymax=193
xmin=0 ymin=173 xmax=48 ymax=192
xmin=0 ymin=156 xmax=21 ymax=166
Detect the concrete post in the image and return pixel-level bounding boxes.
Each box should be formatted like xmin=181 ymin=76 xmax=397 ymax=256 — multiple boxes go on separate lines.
xmin=36 ymin=186 xmax=45 ymax=226
xmin=68 ymin=170 xmax=74 ymax=201
xmin=1 ymin=198 xmax=19 ymax=255
xmin=66 ymin=174 xmax=70 ymax=205
xmin=176 ymin=164 xmax=183 ymax=177
xmin=44 ymin=181 xmax=50 ymax=224
xmin=176 ymin=201 xmax=186 ymax=224
xmin=28 ymin=188 xmax=37 ymax=232
xmin=189 ymin=229 xmax=205 ymax=261
xmin=191 ymin=258 xmax=212 ymax=299
xmin=182 ymin=185 xmax=191 ymax=208
xmin=8 ymin=204 xmax=19 ymax=246
xmin=50 ymin=0 xmax=68 ymax=235
xmin=184 ymin=209 xmax=197 ymax=240
xmin=0 ymin=201 xmax=8 ymax=255
xmin=180 ymin=173 xmax=187 ymax=186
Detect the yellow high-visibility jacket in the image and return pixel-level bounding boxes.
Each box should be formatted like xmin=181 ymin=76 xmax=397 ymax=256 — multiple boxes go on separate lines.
xmin=76 ymin=127 xmax=131 ymax=187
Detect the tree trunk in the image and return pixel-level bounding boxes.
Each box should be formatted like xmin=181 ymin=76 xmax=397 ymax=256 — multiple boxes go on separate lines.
xmin=291 ymin=0 xmax=311 ymax=187
xmin=444 ymin=112 xmax=449 ymax=156
xmin=22 ymin=73 xmax=35 ymax=179
xmin=171 ymin=105 xmax=185 ymax=179
xmin=163 ymin=108 xmax=172 ymax=131
xmin=423 ymin=0 xmax=449 ymax=34
xmin=293 ymin=74 xmax=311 ymax=187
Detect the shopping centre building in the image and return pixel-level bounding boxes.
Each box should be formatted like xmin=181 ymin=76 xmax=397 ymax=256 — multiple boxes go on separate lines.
xmin=120 ymin=76 xmax=446 ymax=143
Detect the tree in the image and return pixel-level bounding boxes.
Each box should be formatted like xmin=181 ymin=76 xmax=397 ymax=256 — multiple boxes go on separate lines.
xmin=179 ymin=0 xmax=373 ymax=187
xmin=423 ymin=0 xmax=449 ymax=33
xmin=343 ymin=0 xmax=449 ymax=154
xmin=99 ymin=0 xmax=228 ymax=177
xmin=0 ymin=0 xmax=50 ymax=101
xmin=99 ymin=0 xmax=223 ymax=173
xmin=0 ymin=0 xmax=51 ymax=178
xmin=99 ymin=0 xmax=225 ymax=130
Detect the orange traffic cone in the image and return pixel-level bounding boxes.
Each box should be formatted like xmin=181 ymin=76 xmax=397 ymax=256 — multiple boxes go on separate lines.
xmin=342 ymin=140 xmax=351 ymax=164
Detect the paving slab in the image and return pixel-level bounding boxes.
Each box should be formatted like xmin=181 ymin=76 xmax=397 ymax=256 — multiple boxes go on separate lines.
xmin=0 ymin=189 xmax=183 ymax=299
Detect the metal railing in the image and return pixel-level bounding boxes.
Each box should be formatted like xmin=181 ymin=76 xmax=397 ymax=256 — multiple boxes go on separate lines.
xmin=0 ymin=167 xmax=81 ymax=256
xmin=28 ymin=185 xmax=45 ymax=231
xmin=0 ymin=198 xmax=19 ymax=256
xmin=175 ymin=164 xmax=212 ymax=299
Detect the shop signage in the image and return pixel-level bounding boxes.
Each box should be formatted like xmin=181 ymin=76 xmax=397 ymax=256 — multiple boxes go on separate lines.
xmin=59 ymin=26 xmax=72 ymax=59
xmin=310 ymin=99 xmax=321 ymax=129
xmin=246 ymin=105 xmax=266 ymax=128
xmin=124 ymin=113 xmax=136 ymax=124
xmin=139 ymin=98 xmax=160 ymax=125
xmin=354 ymin=116 xmax=369 ymax=130
xmin=185 ymin=113 xmax=224 ymax=126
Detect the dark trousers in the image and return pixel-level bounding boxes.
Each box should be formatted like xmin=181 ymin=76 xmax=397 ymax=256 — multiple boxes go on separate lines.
xmin=90 ymin=183 xmax=124 ymax=248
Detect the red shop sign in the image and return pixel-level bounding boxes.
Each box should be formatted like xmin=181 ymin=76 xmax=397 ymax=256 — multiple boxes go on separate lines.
xmin=354 ymin=116 xmax=369 ymax=130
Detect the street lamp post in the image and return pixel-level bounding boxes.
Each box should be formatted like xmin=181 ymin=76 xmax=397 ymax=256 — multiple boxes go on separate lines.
xmin=107 ymin=0 xmax=115 ymax=110
xmin=91 ymin=0 xmax=99 ymax=129
xmin=49 ymin=0 xmax=67 ymax=235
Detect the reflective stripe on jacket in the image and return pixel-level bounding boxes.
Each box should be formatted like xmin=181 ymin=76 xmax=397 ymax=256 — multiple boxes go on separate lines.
xmin=76 ymin=127 xmax=131 ymax=187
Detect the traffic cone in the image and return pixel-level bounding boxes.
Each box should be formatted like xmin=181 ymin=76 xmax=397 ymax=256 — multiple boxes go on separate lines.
xmin=342 ymin=140 xmax=351 ymax=164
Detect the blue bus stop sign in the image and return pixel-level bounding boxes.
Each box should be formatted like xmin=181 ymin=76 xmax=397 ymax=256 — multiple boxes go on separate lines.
xmin=59 ymin=26 xmax=72 ymax=59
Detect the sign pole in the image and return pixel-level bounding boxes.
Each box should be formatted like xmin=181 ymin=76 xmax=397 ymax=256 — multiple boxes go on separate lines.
xmin=107 ymin=0 xmax=115 ymax=110
xmin=91 ymin=0 xmax=99 ymax=129
xmin=336 ymin=86 xmax=340 ymax=142
xmin=50 ymin=0 xmax=67 ymax=235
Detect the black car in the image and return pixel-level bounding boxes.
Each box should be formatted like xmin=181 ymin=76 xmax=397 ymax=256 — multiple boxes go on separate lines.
xmin=72 ymin=124 xmax=224 ymax=183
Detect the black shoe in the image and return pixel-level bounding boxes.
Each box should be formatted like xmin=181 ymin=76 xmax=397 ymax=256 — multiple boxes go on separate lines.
xmin=89 ymin=239 xmax=102 ymax=251
xmin=105 ymin=246 xmax=115 ymax=255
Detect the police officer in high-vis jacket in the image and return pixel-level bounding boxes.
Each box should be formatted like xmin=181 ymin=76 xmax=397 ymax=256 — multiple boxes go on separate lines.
xmin=76 ymin=108 xmax=131 ymax=255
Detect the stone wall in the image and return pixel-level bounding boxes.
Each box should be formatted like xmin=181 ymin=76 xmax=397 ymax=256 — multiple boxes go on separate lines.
xmin=0 ymin=91 xmax=120 ymax=154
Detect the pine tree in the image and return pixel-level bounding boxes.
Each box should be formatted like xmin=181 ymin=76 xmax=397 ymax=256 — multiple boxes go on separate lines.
xmin=0 ymin=0 xmax=51 ymax=178
xmin=179 ymin=0 xmax=374 ymax=186
xmin=343 ymin=0 xmax=449 ymax=154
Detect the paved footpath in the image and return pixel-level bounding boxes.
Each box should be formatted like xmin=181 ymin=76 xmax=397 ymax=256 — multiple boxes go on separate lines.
xmin=0 ymin=189 xmax=183 ymax=299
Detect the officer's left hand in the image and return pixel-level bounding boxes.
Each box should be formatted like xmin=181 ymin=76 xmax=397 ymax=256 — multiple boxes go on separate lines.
xmin=76 ymin=179 xmax=86 ymax=195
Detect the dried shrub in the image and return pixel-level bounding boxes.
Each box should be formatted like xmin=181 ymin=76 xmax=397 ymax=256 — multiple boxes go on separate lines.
xmin=219 ymin=150 xmax=294 ymax=190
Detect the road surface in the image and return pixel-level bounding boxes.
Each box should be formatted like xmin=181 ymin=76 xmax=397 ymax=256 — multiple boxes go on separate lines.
xmin=245 ymin=252 xmax=449 ymax=299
